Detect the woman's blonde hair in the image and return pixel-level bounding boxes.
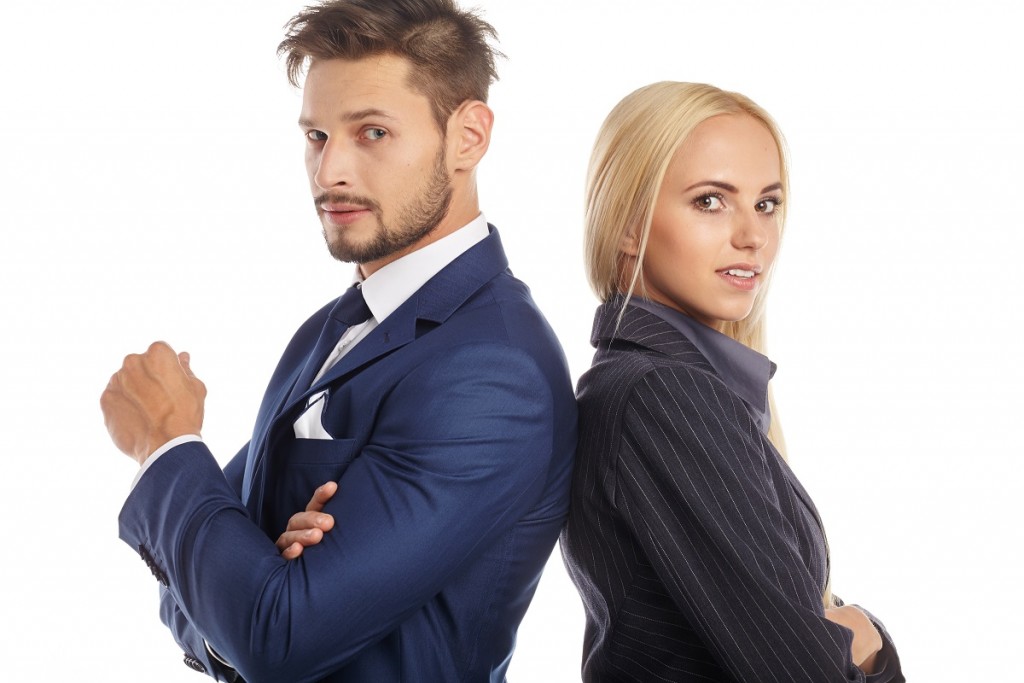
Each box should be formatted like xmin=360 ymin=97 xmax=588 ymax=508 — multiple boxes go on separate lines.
xmin=584 ymin=81 xmax=790 ymax=452
xmin=584 ymin=82 xmax=834 ymax=606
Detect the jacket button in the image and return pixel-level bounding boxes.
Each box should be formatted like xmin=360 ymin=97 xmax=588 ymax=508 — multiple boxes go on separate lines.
xmin=183 ymin=653 xmax=207 ymax=673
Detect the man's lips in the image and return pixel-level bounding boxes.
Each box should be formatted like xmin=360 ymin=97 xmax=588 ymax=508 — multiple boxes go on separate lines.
xmin=320 ymin=204 xmax=373 ymax=225
xmin=321 ymin=202 xmax=371 ymax=213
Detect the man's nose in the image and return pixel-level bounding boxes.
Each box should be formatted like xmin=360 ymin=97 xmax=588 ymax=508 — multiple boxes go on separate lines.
xmin=312 ymin=139 xmax=354 ymax=190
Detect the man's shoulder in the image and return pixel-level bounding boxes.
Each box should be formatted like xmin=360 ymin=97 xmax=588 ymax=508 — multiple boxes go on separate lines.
xmin=450 ymin=270 xmax=563 ymax=355
xmin=392 ymin=268 xmax=572 ymax=407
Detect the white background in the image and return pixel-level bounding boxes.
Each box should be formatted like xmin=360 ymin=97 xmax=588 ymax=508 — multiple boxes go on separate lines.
xmin=1 ymin=1 xmax=1021 ymax=680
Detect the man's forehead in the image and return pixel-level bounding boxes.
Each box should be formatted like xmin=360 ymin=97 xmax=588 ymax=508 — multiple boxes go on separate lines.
xmin=306 ymin=55 xmax=412 ymax=93
xmin=300 ymin=55 xmax=425 ymax=118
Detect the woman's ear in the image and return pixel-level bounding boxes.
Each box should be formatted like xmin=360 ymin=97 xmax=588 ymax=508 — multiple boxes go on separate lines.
xmin=619 ymin=226 xmax=641 ymax=257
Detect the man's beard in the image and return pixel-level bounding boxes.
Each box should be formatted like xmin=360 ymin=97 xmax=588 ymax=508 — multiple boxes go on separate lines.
xmin=315 ymin=146 xmax=453 ymax=265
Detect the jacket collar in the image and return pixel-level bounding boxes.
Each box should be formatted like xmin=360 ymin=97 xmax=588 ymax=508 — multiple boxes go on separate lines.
xmin=592 ymin=297 xmax=775 ymax=433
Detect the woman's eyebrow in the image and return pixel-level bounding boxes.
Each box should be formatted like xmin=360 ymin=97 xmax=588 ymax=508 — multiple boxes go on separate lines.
xmin=684 ymin=180 xmax=738 ymax=193
xmin=682 ymin=180 xmax=783 ymax=193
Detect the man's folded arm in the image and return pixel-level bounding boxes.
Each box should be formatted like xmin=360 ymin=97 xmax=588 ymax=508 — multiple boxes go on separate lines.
xmin=119 ymin=343 xmax=557 ymax=683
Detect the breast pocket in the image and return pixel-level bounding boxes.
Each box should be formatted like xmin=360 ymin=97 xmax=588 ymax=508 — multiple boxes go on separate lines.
xmin=275 ymin=437 xmax=361 ymax=517
xmin=288 ymin=436 xmax=360 ymax=466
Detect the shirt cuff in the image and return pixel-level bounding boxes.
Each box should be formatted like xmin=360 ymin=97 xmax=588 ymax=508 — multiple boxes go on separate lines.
xmin=205 ymin=639 xmax=236 ymax=668
xmin=130 ymin=434 xmax=203 ymax=489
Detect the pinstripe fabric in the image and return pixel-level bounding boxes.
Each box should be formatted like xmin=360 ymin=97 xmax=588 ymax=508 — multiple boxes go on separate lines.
xmin=561 ymin=302 xmax=903 ymax=682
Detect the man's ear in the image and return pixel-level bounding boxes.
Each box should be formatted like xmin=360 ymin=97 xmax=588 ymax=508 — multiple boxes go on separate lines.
xmin=448 ymin=100 xmax=494 ymax=171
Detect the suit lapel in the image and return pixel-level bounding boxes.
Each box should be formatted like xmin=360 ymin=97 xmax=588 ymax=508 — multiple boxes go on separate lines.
xmin=274 ymin=226 xmax=510 ymax=421
xmin=245 ymin=226 xmax=511 ymax=523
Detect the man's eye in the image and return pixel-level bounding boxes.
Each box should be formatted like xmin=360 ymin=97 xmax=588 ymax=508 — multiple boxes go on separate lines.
xmin=364 ymin=128 xmax=387 ymax=141
xmin=306 ymin=130 xmax=327 ymax=142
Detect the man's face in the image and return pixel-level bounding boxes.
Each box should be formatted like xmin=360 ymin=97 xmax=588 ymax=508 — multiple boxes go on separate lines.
xmin=300 ymin=55 xmax=452 ymax=274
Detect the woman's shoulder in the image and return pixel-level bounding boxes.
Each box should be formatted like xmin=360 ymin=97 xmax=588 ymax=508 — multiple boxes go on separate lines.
xmin=581 ymin=302 xmax=737 ymax=411
xmin=591 ymin=302 xmax=715 ymax=367
xmin=579 ymin=341 xmax=728 ymax=410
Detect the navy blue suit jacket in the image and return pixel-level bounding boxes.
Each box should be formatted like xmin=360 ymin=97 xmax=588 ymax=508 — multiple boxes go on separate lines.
xmin=119 ymin=228 xmax=577 ymax=682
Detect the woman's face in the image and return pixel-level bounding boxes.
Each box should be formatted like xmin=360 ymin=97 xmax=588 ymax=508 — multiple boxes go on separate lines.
xmin=629 ymin=113 xmax=783 ymax=330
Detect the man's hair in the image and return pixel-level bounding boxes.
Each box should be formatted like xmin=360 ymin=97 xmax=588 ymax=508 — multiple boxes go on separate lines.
xmin=279 ymin=0 xmax=501 ymax=130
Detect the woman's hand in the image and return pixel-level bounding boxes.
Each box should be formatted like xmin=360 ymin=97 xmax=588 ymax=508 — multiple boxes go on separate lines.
xmin=825 ymin=605 xmax=883 ymax=674
xmin=275 ymin=481 xmax=338 ymax=560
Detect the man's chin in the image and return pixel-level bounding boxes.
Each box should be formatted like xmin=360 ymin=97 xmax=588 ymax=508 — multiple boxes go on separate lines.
xmin=325 ymin=242 xmax=362 ymax=264
xmin=322 ymin=225 xmax=370 ymax=263
xmin=322 ymin=222 xmax=436 ymax=267
xmin=325 ymin=236 xmax=394 ymax=266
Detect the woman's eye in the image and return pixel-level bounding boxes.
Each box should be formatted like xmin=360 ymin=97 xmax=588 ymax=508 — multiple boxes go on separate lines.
xmin=757 ymin=198 xmax=780 ymax=214
xmin=305 ymin=130 xmax=327 ymax=142
xmin=364 ymin=128 xmax=387 ymax=141
xmin=694 ymin=194 xmax=723 ymax=212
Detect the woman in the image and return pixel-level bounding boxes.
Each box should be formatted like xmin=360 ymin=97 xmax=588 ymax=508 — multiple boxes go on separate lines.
xmin=560 ymin=83 xmax=904 ymax=682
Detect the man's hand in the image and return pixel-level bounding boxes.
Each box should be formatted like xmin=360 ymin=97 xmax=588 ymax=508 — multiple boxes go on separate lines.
xmin=825 ymin=605 xmax=883 ymax=674
xmin=276 ymin=482 xmax=338 ymax=560
xmin=100 ymin=342 xmax=206 ymax=465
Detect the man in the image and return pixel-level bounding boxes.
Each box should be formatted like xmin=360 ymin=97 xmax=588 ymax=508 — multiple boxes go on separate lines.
xmin=100 ymin=1 xmax=576 ymax=681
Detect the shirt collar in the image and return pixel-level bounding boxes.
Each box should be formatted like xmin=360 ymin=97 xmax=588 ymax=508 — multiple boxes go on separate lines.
xmin=629 ymin=296 xmax=776 ymax=433
xmin=355 ymin=214 xmax=489 ymax=324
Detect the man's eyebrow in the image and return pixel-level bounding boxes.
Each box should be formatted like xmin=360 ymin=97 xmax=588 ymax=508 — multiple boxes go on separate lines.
xmin=681 ymin=180 xmax=784 ymax=194
xmin=298 ymin=108 xmax=397 ymax=128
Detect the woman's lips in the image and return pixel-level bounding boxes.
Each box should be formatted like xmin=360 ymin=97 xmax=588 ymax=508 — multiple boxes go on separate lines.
xmin=716 ymin=264 xmax=761 ymax=291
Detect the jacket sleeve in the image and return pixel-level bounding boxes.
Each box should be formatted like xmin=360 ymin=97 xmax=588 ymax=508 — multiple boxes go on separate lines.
xmin=159 ymin=587 xmax=241 ymax=682
xmin=154 ymin=444 xmax=251 ymax=681
xmin=119 ymin=343 xmax=558 ymax=683
xmin=616 ymin=365 xmax=904 ymax=683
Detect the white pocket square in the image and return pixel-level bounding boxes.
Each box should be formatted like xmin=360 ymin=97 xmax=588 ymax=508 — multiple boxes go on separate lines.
xmin=293 ymin=391 xmax=334 ymax=440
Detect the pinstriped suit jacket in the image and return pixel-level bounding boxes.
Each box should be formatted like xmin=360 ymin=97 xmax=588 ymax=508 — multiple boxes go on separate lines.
xmin=560 ymin=301 xmax=903 ymax=682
